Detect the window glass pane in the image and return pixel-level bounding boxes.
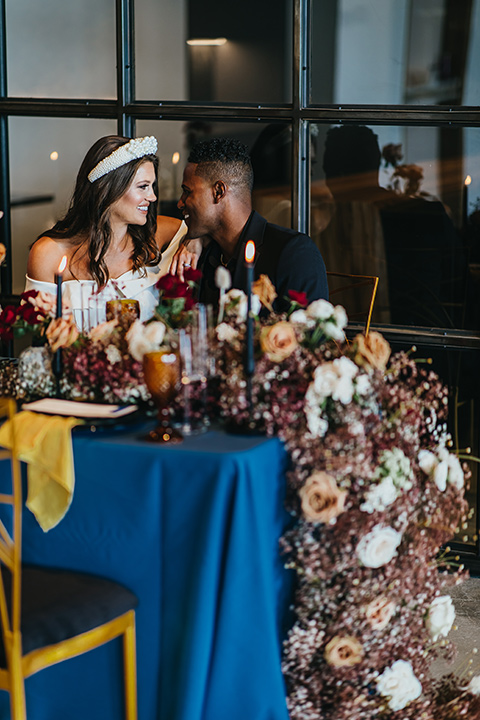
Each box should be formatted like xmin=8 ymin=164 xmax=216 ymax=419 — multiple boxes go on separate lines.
xmin=6 ymin=0 xmax=116 ymax=98
xmin=311 ymin=122 xmax=480 ymax=332
xmin=136 ymin=119 xmax=293 ymax=226
xmin=311 ymin=0 xmax=480 ymax=106
xmin=385 ymin=339 xmax=479 ymax=549
xmin=135 ymin=0 xmax=292 ymax=103
xmin=10 ymin=118 xmax=117 ymax=294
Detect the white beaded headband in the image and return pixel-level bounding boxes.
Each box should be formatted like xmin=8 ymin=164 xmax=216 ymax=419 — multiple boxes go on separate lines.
xmin=87 ymin=136 xmax=158 ymax=183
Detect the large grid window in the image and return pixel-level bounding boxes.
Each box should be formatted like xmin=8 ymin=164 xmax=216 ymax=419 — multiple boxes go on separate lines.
xmin=0 ymin=0 xmax=479 ymax=563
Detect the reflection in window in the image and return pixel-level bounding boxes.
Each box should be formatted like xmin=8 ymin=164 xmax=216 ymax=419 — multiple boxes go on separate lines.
xmin=136 ymin=119 xmax=292 ymax=225
xmin=9 ymin=118 xmax=117 ymax=294
xmin=311 ymin=123 xmax=480 ymax=331
xmin=311 ymin=0 xmax=480 ymax=106
xmin=6 ymin=0 xmax=116 ymax=99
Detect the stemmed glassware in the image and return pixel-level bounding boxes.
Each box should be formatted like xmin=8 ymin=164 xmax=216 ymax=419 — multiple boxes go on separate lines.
xmin=143 ymin=349 xmax=183 ymax=443
xmin=178 ymin=304 xmax=210 ymax=434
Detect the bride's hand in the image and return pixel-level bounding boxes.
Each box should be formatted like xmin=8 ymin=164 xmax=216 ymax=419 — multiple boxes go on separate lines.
xmin=169 ymin=237 xmax=203 ymax=281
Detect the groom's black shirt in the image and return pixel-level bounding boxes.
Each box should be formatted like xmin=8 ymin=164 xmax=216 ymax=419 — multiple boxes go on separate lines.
xmin=198 ymin=211 xmax=328 ymax=312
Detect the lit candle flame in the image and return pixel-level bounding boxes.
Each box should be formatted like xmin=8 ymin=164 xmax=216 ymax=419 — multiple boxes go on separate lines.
xmin=245 ymin=240 xmax=255 ymax=263
xmin=58 ymin=255 xmax=67 ymax=274
xmin=465 ymin=175 xmax=472 ymax=186
xmin=172 ymin=152 xmax=180 ymax=165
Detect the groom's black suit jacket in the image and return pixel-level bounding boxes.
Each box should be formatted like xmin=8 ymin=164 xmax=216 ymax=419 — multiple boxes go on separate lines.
xmin=198 ymin=211 xmax=328 ymax=311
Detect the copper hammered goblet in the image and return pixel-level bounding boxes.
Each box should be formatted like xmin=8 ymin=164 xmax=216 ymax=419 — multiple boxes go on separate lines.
xmin=143 ymin=350 xmax=183 ymax=443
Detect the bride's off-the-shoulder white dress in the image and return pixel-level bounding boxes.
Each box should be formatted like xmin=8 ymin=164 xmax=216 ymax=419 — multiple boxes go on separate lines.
xmin=24 ymin=221 xmax=187 ymax=326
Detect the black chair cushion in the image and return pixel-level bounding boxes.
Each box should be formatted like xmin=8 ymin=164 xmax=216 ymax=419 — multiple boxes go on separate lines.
xmin=0 ymin=565 xmax=138 ymax=668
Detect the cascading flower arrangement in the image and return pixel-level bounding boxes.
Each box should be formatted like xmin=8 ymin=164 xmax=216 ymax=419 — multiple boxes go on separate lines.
xmin=211 ymin=277 xmax=479 ymax=720
xmin=1 ymin=278 xmax=479 ymax=718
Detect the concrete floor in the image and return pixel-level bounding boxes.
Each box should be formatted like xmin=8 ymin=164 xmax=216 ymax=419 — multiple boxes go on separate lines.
xmin=430 ymin=577 xmax=480 ymax=681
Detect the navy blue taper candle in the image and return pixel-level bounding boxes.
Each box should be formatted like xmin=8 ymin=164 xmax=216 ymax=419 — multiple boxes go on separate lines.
xmin=55 ymin=255 xmax=67 ymax=319
xmin=53 ymin=256 xmax=67 ymax=392
xmin=244 ymin=241 xmax=255 ymax=408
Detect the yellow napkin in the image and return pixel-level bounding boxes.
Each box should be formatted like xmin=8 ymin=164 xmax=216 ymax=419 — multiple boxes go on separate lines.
xmin=0 ymin=411 xmax=81 ymax=532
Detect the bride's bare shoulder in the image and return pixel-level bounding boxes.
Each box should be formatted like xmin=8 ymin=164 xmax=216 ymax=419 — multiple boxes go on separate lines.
xmin=27 ymin=236 xmax=70 ymax=283
xmin=155 ymin=215 xmax=182 ymax=249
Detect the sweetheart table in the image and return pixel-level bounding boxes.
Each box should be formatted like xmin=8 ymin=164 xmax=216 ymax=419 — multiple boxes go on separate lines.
xmin=0 ymin=422 xmax=294 ymax=720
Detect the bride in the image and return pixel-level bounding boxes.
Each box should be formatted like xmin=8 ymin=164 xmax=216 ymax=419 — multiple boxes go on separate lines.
xmin=25 ymin=135 xmax=198 ymax=323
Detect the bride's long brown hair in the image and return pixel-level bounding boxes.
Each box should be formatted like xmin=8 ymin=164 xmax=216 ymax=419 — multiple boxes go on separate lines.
xmin=37 ymin=135 xmax=161 ymax=288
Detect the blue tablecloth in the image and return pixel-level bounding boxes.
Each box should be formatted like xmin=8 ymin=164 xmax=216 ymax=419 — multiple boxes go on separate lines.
xmin=0 ymin=422 xmax=294 ymax=720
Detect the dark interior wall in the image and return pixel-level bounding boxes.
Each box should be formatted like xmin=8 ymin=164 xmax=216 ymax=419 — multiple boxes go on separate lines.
xmin=188 ymin=0 xmax=289 ymax=103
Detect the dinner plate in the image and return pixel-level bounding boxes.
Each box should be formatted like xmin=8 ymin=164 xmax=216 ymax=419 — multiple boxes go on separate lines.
xmin=22 ymin=398 xmax=139 ymax=421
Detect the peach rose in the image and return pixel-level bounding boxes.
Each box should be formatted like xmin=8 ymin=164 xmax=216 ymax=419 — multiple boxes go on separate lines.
xmin=324 ymin=636 xmax=363 ymax=668
xmin=0 ymin=243 xmax=6 ymax=265
xmin=260 ymin=321 xmax=297 ymax=363
xmin=365 ymin=596 xmax=396 ymax=630
xmin=354 ymin=331 xmax=391 ymax=371
xmin=299 ymin=471 xmax=347 ymax=523
xmin=252 ymin=273 xmax=277 ymax=311
xmin=89 ymin=319 xmax=118 ymax=342
xmin=27 ymin=290 xmax=56 ymax=317
xmin=46 ymin=316 xmax=79 ymax=352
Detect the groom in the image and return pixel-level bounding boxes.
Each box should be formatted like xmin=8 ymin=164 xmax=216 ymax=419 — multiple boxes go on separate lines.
xmin=176 ymin=137 xmax=328 ymax=311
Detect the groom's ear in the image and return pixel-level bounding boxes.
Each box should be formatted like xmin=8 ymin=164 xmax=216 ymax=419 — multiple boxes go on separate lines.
xmin=212 ymin=181 xmax=227 ymax=203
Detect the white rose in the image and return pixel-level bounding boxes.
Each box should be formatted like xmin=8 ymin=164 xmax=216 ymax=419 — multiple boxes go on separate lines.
xmin=447 ymin=453 xmax=464 ymax=490
xmin=356 ymin=525 xmax=402 ymax=568
xmin=126 ymin=321 xmax=150 ymax=362
xmin=360 ymin=477 xmax=398 ymax=514
xmin=426 ymin=595 xmax=455 ymax=641
xmin=433 ymin=461 xmax=448 ymax=492
xmin=306 ymin=298 xmax=335 ymax=320
xmin=355 ymin=373 xmax=371 ymax=396
xmin=289 ymin=309 xmax=309 ymax=325
xmin=332 ymin=375 xmax=354 ymax=405
xmin=334 ymin=356 xmax=358 ymax=379
xmin=143 ymin=321 xmax=167 ymax=347
xmin=467 ymin=676 xmax=480 ymax=695
xmin=418 ymin=449 xmax=437 ymax=475
xmin=216 ymin=322 xmax=239 ymax=343
xmin=126 ymin=320 xmax=167 ymax=362
xmin=333 ymin=304 xmax=348 ymax=328
xmin=305 ymin=407 xmax=328 ymax=438
xmin=224 ymin=288 xmax=244 ymax=303
xmin=376 ymin=660 xmax=422 ymax=711
xmin=322 ymin=321 xmax=345 ymax=341
xmin=312 ymin=365 xmax=339 ymax=398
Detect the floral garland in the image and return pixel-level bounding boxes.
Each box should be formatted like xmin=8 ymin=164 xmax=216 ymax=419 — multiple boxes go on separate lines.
xmin=212 ymin=284 xmax=478 ymax=720
xmin=0 ymin=279 xmax=479 ymax=718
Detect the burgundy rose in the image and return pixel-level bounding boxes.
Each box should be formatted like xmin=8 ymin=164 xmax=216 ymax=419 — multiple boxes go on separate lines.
xmin=183 ymin=296 xmax=196 ymax=311
xmin=20 ymin=289 xmax=39 ymax=304
xmin=0 ymin=305 xmax=18 ymax=325
xmin=184 ymin=266 xmax=202 ymax=284
xmin=17 ymin=304 xmax=45 ymax=324
xmin=163 ymin=281 xmax=191 ymax=299
xmin=156 ymin=274 xmax=178 ymax=292
xmin=288 ymin=290 xmax=308 ymax=307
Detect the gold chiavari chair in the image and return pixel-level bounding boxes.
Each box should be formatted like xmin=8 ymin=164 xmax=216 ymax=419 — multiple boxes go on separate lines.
xmin=0 ymin=398 xmax=138 ymax=720
xmin=327 ymin=271 xmax=379 ymax=336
